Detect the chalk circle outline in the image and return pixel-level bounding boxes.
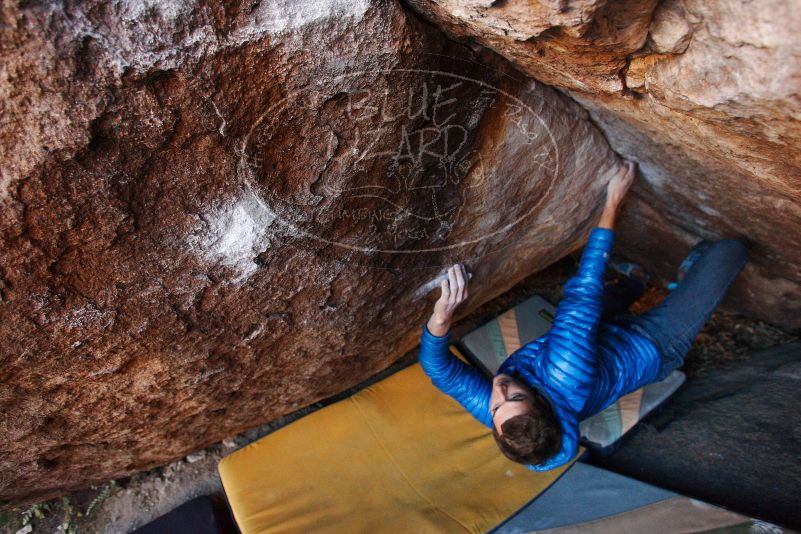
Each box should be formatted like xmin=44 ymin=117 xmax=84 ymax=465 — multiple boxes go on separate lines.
xmin=238 ymin=69 xmax=559 ymax=255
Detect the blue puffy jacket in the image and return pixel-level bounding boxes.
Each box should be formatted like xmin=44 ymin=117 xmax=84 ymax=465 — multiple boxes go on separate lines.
xmin=419 ymin=228 xmax=663 ymax=471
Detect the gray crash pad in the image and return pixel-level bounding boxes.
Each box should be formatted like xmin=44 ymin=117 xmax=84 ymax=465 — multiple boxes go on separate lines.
xmin=592 ymin=342 xmax=801 ymax=529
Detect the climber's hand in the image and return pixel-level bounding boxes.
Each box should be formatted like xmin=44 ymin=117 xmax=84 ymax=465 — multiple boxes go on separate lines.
xmin=606 ymin=160 xmax=636 ymax=209
xmin=599 ymin=160 xmax=636 ymax=229
xmin=427 ymin=263 xmax=471 ymax=336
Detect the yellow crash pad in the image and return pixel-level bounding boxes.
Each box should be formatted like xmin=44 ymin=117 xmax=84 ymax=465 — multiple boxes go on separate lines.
xmin=219 ymin=358 xmax=578 ymax=534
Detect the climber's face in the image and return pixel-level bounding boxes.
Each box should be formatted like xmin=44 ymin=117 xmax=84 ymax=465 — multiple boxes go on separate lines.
xmin=490 ymin=373 xmax=536 ymax=433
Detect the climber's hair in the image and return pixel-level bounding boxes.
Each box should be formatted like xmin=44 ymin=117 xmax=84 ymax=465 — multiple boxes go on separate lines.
xmin=492 ymin=395 xmax=562 ymax=466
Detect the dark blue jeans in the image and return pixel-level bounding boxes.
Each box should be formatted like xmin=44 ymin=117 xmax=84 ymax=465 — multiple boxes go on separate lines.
xmin=603 ymin=239 xmax=747 ymax=381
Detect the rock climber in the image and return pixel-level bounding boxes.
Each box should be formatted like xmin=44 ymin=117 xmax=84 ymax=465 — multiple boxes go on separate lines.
xmin=419 ymin=160 xmax=747 ymax=470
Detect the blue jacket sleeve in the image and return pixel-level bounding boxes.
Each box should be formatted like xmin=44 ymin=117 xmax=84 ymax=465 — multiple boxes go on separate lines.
xmin=544 ymin=227 xmax=614 ymax=413
xmin=418 ymin=323 xmax=493 ymax=428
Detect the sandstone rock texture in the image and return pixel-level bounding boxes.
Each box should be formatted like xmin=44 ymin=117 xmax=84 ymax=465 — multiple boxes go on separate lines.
xmin=404 ymin=0 xmax=801 ymax=327
xmin=0 ymin=0 xmax=621 ymax=503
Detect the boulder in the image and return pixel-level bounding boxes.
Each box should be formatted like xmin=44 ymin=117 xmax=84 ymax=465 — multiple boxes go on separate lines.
xmin=402 ymin=0 xmax=658 ymax=93
xmin=403 ymin=0 xmax=801 ymax=327
xmin=0 ymin=0 xmax=620 ymax=503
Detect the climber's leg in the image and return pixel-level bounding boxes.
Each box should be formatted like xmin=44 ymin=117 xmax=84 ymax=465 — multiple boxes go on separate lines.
xmin=617 ymin=239 xmax=747 ymax=380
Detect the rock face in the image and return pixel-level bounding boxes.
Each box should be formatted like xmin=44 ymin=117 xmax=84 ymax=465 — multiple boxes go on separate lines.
xmin=402 ymin=0 xmax=659 ymax=93
xmin=0 ymin=0 xmax=621 ymax=503
xmin=404 ymin=0 xmax=801 ymax=327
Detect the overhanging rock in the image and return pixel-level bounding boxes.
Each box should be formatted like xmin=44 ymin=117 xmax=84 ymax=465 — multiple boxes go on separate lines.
xmin=403 ymin=0 xmax=801 ymax=327
xmin=0 ymin=0 xmax=620 ymax=503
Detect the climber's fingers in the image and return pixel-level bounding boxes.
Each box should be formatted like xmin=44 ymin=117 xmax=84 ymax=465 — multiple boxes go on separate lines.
xmin=459 ymin=263 xmax=470 ymax=300
xmin=454 ymin=264 xmax=466 ymax=302
xmin=607 ymin=160 xmax=637 ymax=208
xmin=447 ymin=266 xmax=458 ymax=304
xmin=434 ymin=264 xmax=472 ymax=308
xmin=620 ymin=161 xmax=636 ymax=197
xmin=439 ymin=277 xmax=450 ymax=302
xmin=622 ymin=161 xmax=636 ymax=186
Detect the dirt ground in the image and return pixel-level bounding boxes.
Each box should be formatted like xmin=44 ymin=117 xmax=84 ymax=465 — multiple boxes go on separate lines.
xmin=2 ymin=256 xmax=796 ymax=533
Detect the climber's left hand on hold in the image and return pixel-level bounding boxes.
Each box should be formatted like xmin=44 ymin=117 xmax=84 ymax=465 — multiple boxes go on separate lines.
xmin=427 ymin=263 xmax=472 ymax=337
